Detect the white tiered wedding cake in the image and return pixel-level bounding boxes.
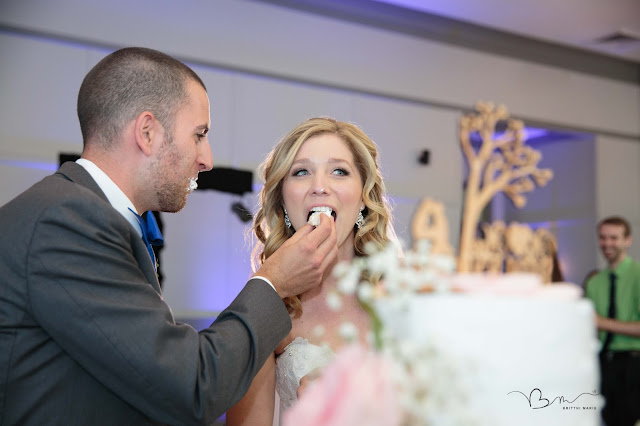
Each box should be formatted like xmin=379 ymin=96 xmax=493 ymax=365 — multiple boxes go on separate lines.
xmin=376 ymin=271 xmax=602 ymax=426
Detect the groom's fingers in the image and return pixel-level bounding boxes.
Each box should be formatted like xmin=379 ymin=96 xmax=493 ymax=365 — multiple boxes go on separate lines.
xmin=291 ymin=214 xmax=338 ymax=269
xmin=311 ymin=214 xmax=338 ymax=263
xmin=282 ymin=214 xmax=335 ymax=253
xmin=253 ymin=214 xmax=338 ymax=298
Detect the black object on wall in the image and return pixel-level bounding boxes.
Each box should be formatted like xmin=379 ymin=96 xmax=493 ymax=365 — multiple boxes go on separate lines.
xmin=59 ymin=152 xmax=81 ymax=164
xmin=196 ymin=167 xmax=253 ymax=195
xmin=231 ymin=202 xmax=254 ymax=223
xmin=418 ymin=149 xmax=430 ymax=165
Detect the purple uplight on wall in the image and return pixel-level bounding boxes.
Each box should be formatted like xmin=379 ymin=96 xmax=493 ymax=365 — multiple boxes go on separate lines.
xmin=369 ymin=0 xmax=469 ymax=16
xmin=0 ymin=159 xmax=58 ymax=172
xmin=522 ymin=127 xmax=551 ymax=140
xmin=469 ymin=126 xmax=551 ymax=145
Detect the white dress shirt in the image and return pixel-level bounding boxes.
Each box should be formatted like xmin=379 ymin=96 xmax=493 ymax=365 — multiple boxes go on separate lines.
xmin=75 ymin=158 xmax=278 ymax=293
xmin=76 ymin=158 xmax=142 ymax=237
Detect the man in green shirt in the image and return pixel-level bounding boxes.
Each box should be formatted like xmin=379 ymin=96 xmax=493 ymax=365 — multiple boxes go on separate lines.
xmin=585 ymin=216 xmax=640 ymax=426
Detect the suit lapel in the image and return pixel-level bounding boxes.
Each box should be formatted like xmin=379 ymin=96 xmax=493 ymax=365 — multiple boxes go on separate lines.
xmin=56 ymin=161 xmax=162 ymax=293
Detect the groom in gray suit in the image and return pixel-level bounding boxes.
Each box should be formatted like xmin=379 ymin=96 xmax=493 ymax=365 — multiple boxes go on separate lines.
xmin=0 ymin=47 xmax=337 ymax=425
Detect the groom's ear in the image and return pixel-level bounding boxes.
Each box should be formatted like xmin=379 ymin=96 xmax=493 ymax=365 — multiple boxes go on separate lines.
xmin=134 ymin=111 xmax=159 ymax=156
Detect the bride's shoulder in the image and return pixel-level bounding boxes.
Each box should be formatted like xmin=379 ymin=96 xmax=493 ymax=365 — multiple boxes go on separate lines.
xmin=275 ymin=333 xmax=303 ymax=355
xmin=277 ymin=336 xmax=310 ymax=354
xmin=275 ymin=313 xmax=315 ymax=355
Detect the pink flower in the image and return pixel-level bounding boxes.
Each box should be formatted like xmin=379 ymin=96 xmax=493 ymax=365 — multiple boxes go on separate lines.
xmin=283 ymin=344 xmax=401 ymax=426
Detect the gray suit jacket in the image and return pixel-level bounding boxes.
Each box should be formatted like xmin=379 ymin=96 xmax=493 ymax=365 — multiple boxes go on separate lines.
xmin=0 ymin=162 xmax=291 ymax=425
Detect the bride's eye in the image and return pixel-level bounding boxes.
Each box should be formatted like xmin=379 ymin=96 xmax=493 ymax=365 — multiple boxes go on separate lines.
xmin=332 ymin=168 xmax=349 ymax=176
xmin=292 ymin=168 xmax=309 ymax=176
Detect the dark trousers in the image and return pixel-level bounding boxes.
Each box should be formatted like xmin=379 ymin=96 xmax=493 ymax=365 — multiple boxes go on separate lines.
xmin=599 ymin=351 xmax=640 ymax=426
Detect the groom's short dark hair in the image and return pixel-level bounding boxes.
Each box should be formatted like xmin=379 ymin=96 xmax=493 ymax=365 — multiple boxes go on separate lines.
xmin=77 ymin=47 xmax=206 ymax=149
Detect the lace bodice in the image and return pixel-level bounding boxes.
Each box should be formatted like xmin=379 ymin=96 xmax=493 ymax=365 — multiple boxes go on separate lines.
xmin=275 ymin=337 xmax=334 ymax=412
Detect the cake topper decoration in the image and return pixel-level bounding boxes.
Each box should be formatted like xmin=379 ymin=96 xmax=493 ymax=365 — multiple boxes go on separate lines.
xmin=458 ymin=101 xmax=552 ymax=272
xmin=410 ymin=198 xmax=453 ymax=256
xmin=412 ymin=102 xmax=556 ymax=281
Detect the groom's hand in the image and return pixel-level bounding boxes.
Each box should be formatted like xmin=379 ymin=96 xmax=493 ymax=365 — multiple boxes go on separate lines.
xmin=254 ymin=214 xmax=337 ymax=299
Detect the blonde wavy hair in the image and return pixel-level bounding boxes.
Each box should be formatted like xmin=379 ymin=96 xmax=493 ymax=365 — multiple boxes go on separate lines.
xmin=252 ymin=117 xmax=393 ymax=317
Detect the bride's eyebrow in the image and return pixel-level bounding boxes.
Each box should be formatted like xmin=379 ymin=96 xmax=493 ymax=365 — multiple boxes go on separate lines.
xmin=289 ymin=158 xmax=354 ymax=169
xmin=291 ymin=159 xmax=311 ymax=167
xmin=327 ymin=158 xmax=351 ymax=165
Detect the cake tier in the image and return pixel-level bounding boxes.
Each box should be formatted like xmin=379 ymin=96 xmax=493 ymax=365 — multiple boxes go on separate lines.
xmin=377 ymin=291 xmax=602 ymax=426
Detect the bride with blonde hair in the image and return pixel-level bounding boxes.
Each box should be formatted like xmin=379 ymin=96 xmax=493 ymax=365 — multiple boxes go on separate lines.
xmin=227 ymin=117 xmax=395 ymax=425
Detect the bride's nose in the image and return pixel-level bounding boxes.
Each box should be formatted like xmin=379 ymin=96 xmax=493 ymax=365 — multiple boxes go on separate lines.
xmin=311 ymin=185 xmax=328 ymax=195
xmin=311 ymin=176 xmax=329 ymax=195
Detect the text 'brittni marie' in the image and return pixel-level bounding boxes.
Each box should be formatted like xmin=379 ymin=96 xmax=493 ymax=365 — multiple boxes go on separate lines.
xmin=507 ymin=388 xmax=600 ymax=409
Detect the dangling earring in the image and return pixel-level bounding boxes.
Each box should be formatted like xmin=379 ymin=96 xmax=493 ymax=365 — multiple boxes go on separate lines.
xmin=284 ymin=208 xmax=292 ymax=228
xmin=355 ymin=207 xmax=365 ymax=229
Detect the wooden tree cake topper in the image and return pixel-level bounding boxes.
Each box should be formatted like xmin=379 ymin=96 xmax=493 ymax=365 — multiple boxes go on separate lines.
xmin=411 ymin=102 xmax=555 ymax=278
xmin=457 ymin=102 xmax=552 ymax=272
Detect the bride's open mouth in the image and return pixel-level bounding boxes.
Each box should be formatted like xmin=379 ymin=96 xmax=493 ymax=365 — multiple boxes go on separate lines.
xmin=307 ymin=206 xmax=337 ymax=226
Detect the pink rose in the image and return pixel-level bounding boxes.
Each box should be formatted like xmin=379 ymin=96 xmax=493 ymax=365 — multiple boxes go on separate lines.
xmin=283 ymin=344 xmax=401 ymax=426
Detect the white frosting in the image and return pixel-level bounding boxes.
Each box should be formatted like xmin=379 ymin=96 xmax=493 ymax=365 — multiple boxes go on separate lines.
xmin=449 ymin=273 xmax=583 ymax=299
xmin=376 ymin=285 xmax=603 ymax=426
xmin=187 ymin=177 xmax=198 ymax=192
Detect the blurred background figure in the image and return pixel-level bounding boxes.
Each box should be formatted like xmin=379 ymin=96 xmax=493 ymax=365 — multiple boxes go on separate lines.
xmin=585 ymin=216 xmax=640 ymax=426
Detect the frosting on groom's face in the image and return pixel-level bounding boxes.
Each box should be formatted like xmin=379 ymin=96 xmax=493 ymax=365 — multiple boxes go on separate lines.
xmin=282 ymin=134 xmax=363 ymax=253
xmin=187 ymin=177 xmax=198 ymax=193
xmin=153 ymin=80 xmax=212 ymax=213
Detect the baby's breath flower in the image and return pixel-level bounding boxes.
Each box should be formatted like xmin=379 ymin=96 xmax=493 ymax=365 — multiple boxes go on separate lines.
xmin=363 ymin=241 xmax=378 ymax=255
xmin=415 ymin=239 xmax=431 ymax=254
xmin=338 ymin=322 xmax=359 ymax=342
xmin=328 ymin=239 xmax=474 ymax=425
xmin=337 ymin=270 xmax=359 ymax=295
xmin=326 ymin=291 xmax=343 ymax=311
xmin=432 ymin=255 xmax=456 ymax=272
xmin=332 ymin=260 xmax=352 ymax=278
xmin=357 ymin=282 xmax=374 ymax=303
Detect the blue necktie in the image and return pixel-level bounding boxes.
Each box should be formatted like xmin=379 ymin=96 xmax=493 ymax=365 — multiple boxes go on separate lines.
xmin=128 ymin=208 xmax=164 ymax=268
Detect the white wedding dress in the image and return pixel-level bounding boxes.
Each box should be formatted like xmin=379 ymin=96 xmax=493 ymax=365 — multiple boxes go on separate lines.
xmin=273 ymin=337 xmax=334 ymax=425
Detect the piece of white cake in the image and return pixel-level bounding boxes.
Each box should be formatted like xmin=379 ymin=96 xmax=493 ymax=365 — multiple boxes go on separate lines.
xmin=308 ymin=207 xmax=333 ymax=227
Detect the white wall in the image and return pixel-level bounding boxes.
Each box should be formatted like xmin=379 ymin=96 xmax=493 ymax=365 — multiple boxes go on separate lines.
xmin=1 ymin=0 xmax=638 ymax=316
xmin=595 ymin=135 xmax=640 ymax=267
xmin=2 ymin=0 xmax=638 ymax=136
